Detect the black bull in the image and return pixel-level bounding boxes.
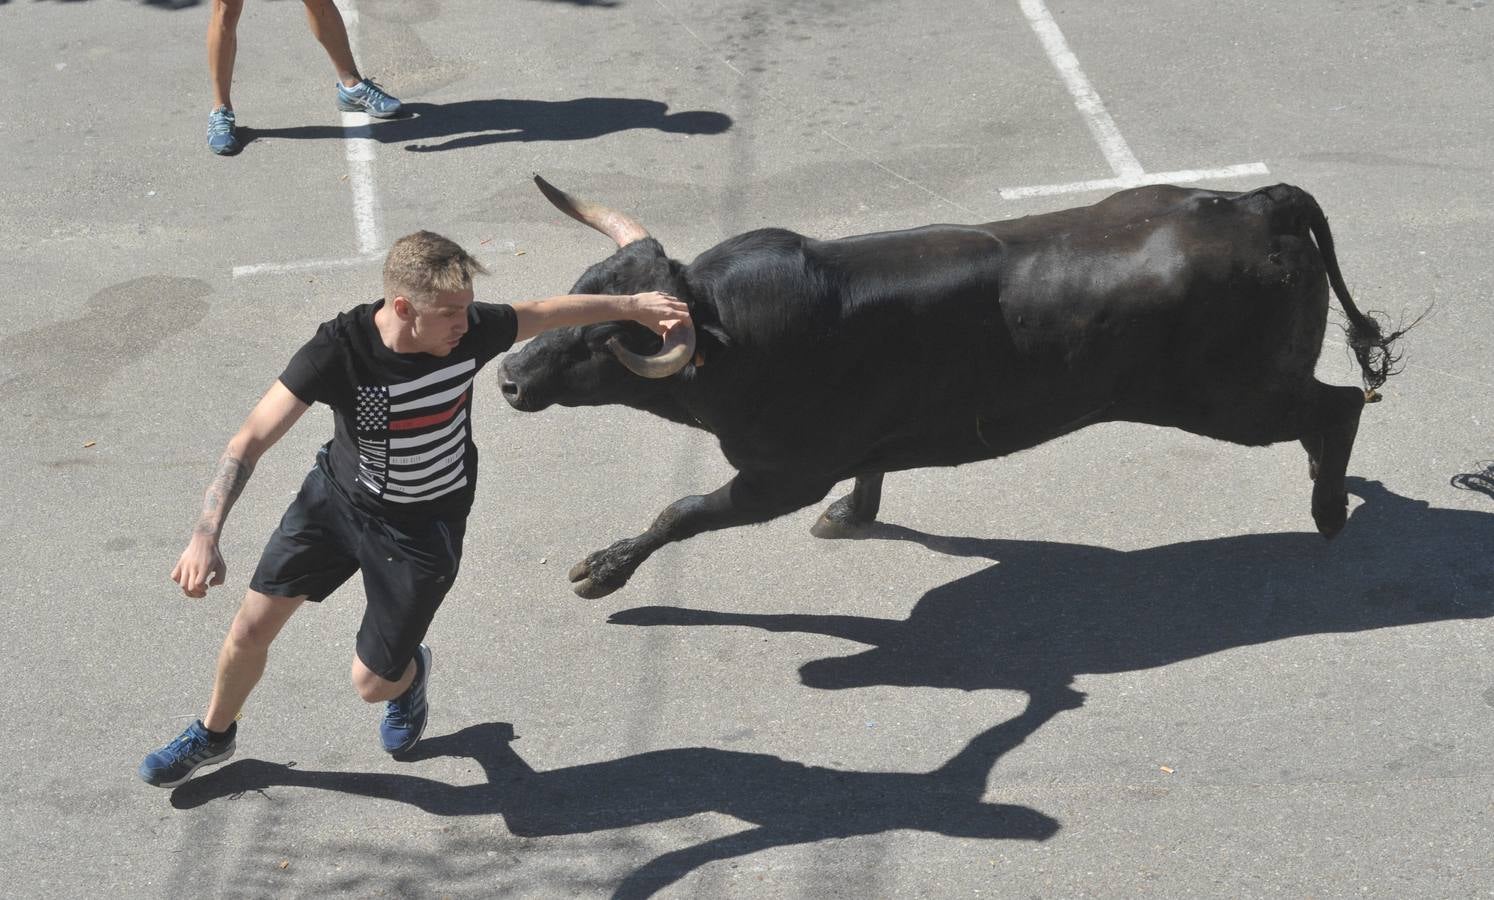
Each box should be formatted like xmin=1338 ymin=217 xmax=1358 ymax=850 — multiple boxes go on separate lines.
xmin=500 ymin=178 xmax=1406 ymax=598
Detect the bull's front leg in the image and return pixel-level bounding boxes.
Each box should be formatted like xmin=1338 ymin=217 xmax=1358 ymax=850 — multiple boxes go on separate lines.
xmin=810 ymin=473 xmax=884 ymax=539
xmin=569 ymin=471 xmax=835 ymax=599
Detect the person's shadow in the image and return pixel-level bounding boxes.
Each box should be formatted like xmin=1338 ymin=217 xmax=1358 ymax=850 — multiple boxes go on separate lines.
xmin=238 ymin=97 xmax=731 ymax=153
xmin=172 ymin=694 xmax=1071 ymax=899
xmin=609 ymin=478 xmax=1492 ymax=698
xmin=169 ymin=479 xmax=1490 ymax=897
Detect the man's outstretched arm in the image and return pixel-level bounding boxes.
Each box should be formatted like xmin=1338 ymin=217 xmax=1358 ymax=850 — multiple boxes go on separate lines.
xmin=510 ymin=290 xmax=689 ymax=343
xmin=171 ymin=381 xmax=309 ymax=598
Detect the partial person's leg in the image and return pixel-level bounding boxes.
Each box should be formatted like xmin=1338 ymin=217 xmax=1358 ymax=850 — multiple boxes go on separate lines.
xmin=350 ymin=654 xmax=416 ymax=703
xmin=305 ymin=0 xmax=405 ymax=118
xmin=202 ymin=590 xmax=306 ymax=731
xmin=354 ymin=516 xmax=465 ymax=753
xmin=205 ymin=0 xmax=245 ymax=154
xmin=301 ymin=0 xmax=361 ymax=86
xmin=140 ymin=459 xmax=359 ymax=786
xmin=138 ymin=590 xmax=302 ymax=787
xmin=207 ymin=0 xmax=245 ymax=109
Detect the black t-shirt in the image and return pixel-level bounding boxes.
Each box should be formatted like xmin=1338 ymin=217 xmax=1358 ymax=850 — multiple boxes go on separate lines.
xmin=278 ymin=299 xmax=518 ymax=521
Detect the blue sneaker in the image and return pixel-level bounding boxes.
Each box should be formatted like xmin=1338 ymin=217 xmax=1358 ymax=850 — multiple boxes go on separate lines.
xmin=206 ymin=106 xmax=239 ymax=155
xmin=139 ymin=720 xmax=236 ymax=788
xmin=380 ymin=644 xmax=431 ymax=755
xmin=336 ymin=78 xmax=402 ymax=118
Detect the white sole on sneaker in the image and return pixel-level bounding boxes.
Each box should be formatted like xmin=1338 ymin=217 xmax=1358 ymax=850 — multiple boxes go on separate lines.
xmin=147 ymin=745 xmax=236 ymax=789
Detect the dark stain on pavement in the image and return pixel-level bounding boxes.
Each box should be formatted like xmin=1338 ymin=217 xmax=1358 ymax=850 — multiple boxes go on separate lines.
xmin=1 ymin=276 xmax=211 ymax=415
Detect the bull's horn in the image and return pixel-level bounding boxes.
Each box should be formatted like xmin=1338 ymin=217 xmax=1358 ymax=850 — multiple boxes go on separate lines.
xmin=534 ymin=174 xmax=650 ymax=248
xmin=607 ymin=322 xmax=696 ymax=379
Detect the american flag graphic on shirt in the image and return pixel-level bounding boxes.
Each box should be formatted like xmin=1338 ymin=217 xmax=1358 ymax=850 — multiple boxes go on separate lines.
xmin=353 ymin=358 xmax=476 ymax=504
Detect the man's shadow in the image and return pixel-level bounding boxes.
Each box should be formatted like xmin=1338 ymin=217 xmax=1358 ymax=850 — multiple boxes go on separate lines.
xmin=172 ymin=693 xmax=1071 ymax=899
xmin=238 ymin=97 xmax=732 ymax=153
xmin=610 ymin=478 xmax=1492 ymax=697
xmin=170 ymin=479 xmax=1489 ymax=896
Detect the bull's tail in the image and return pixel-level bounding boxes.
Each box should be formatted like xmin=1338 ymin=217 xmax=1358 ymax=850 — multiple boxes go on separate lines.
xmin=1280 ymin=185 xmax=1417 ymax=398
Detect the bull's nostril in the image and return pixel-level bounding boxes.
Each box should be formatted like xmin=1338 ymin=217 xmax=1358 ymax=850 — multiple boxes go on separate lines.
xmin=500 ymin=381 xmax=519 ymax=398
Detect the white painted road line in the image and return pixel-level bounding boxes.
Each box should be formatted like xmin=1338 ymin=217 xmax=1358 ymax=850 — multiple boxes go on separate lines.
xmin=231 ymin=254 xmax=382 ymax=279
xmin=1003 ymin=0 xmax=1267 ymax=199
xmin=235 ymin=0 xmax=383 ymax=278
xmin=1017 ymin=0 xmax=1143 ymax=181
xmin=341 ymin=109 xmax=384 ymax=256
xmin=335 ymin=0 xmax=384 ymax=255
xmin=1000 ymin=163 xmax=1272 ymax=200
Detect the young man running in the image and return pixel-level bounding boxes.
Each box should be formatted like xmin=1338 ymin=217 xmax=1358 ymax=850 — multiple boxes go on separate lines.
xmin=139 ymin=230 xmax=688 ymax=787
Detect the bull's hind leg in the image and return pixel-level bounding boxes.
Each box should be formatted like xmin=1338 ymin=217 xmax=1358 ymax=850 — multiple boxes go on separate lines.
xmin=810 ymin=473 xmax=884 ymax=539
xmin=1303 ymin=382 xmax=1366 ymax=539
xmin=1181 ymin=380 xmax=1364 ymax=538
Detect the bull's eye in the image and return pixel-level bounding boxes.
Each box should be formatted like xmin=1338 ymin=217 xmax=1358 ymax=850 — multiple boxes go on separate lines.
xmin=584 ymin=326 xmax=624 ymax=353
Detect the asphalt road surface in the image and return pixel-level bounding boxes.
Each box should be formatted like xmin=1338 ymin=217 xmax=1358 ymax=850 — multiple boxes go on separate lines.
xmin=2 ymin=0 xmax=1490 ymax=897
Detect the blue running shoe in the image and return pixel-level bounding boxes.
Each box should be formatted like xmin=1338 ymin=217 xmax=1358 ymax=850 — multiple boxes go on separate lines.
xmin=206 ymin=106 xmax=239 ymax=155
xmin=380 ymin=644 xmax=431 ymax=755
xmin=336 ymin=78 xmax=402 ymax=118
xmin=139 ymin=720 xmax=236 ymax=787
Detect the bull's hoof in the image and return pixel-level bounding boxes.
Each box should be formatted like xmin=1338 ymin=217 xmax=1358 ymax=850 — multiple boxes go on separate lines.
xmin=1312 ymin=492 xmax=1348 ymax=540
xmin=810 ymin=512 xmax=874 ymax=540
xmin=568 ymin=557 xmax=623 ymax=599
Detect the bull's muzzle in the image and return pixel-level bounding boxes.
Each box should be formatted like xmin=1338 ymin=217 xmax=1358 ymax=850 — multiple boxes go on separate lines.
xmin=497 ymin=363 xmax=532 ymax=411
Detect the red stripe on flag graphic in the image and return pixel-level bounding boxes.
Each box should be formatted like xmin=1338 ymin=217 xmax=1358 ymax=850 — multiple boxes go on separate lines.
xmin=390 ymin=395 xmax=467 ymax=432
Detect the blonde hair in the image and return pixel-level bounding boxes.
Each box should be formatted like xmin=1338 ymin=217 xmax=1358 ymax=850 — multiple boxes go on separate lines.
xmin=382 ymin=231 xmax=488 ymax=306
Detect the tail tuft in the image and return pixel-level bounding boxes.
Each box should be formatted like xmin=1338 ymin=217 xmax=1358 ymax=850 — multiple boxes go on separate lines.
xmin=1340 ymin=304 xmax=1430 ymax=397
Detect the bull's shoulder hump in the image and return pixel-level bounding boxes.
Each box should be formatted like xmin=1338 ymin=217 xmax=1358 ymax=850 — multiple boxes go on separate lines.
xmin=694 ymin=227 xmax=809 ymax=261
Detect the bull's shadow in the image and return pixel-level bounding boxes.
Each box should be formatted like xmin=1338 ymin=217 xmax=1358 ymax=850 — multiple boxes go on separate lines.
xmin=611 ymin=479 xmax=1492 ymax=696
xmin=171 ymin=699 xmax=1068 ymax=899
xmin=239 ymin=97 xmax=731 ymax=153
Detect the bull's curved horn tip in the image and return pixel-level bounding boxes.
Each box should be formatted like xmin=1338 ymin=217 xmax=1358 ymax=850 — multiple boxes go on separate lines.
xmin=607 ymin=323 xmax=697 ymax=379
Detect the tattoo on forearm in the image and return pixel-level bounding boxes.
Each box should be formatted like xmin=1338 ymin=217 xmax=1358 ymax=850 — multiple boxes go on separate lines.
xmin=194 ymin=454 xmax=254 ymax=536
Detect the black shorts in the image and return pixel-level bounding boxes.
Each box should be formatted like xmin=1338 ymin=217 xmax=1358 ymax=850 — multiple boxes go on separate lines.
xmin=249 ymin=457 xmax=467 ymax=682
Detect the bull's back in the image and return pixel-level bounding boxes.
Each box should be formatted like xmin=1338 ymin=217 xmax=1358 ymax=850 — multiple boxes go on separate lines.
xmin=698 ymin=224 xmax=1012 ymax=473
xmin=702 ymin=186 xmax=1333 ymax=476
xmin=985 ymin=184 xmax=1331 ymax=408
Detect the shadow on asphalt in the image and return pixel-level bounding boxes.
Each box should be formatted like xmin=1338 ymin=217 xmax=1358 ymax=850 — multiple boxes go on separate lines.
xmin=168 ymin=478 xmax=1491 ymax=896
xmin=1451 ymin=460 xmax=1494 ymax=500
xmin=172 ymin=692 xmax=1070 ymax=898
xmin=236 ymin=97 xmax=732 ymax=153
xmin=611 ymin=478 xmax=1492 ymax=696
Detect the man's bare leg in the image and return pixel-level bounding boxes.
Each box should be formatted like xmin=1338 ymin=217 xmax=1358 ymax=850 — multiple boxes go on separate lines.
xmin=202 ymin=590 xmax=304 ymax=732
xmin=351 ymin=655 xmax=416 ymax=703
xmin=356 ymin=647 xmax=429 ymax=755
